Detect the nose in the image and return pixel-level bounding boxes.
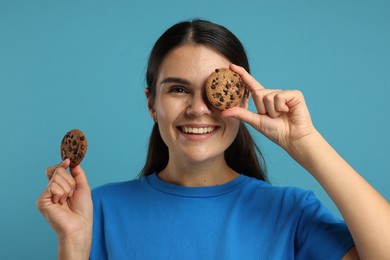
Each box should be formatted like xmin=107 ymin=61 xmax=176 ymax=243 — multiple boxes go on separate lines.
xmin=186 ymin=92 xmax=212 ymax=116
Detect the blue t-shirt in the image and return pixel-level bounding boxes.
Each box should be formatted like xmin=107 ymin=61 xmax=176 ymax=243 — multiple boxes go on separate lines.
xmin=91 ymin=173 xmax=354 ymax=259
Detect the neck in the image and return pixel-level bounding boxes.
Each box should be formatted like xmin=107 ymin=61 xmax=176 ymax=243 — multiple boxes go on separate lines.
xmin=158 ymin=157 xmax=239 ymax=187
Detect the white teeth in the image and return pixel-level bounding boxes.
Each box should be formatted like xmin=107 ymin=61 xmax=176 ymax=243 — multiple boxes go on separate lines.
xmin=182 ymin=126 xmax=215 ymax=134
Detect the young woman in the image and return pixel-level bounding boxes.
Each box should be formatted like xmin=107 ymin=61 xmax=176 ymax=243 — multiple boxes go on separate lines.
xmin=37 ymin=20 xmax=390 ymax=259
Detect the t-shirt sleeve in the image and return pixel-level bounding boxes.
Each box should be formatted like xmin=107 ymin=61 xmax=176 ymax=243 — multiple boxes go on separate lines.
xmin=295 ymin=191 xmax=355 ymax=260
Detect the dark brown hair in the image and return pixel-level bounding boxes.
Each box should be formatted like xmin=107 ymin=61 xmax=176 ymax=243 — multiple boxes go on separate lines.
xmin=139 ymin=19 xmax=268 ymax=182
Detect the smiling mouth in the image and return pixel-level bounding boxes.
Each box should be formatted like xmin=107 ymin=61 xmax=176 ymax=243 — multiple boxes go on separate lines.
xmin=180 ymin=126 xmax=216 ymax=134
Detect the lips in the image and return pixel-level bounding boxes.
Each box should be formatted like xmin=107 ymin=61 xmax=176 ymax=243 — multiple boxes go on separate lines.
xmin=179 ymin=126 xmax=216 ymax=134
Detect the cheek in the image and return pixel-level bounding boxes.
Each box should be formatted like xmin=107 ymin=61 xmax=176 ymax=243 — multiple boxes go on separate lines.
xmin=225 ymin=118 xmax=241 ymax=138
xmin=154 ymin=93 xmax=169 ymax=118
xmin=154 ymin=97 xmax=187 ymax=132
xmin=155 ymin=99 xmax=177 ymax=120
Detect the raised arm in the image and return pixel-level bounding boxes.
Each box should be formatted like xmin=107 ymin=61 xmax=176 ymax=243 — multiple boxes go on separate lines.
xmin=223 ymin=64 xmax=390 ymax=259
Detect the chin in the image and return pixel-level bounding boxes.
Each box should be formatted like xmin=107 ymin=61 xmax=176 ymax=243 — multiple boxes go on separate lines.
xmin=180 ymin=150 xmax=223 ymax=164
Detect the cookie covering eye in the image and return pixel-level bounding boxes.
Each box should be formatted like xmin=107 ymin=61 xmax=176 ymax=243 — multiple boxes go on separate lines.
xmin=205 ymin=68 xmax=246 ymax=111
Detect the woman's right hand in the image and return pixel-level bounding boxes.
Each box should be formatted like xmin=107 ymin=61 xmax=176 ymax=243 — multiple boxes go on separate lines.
xmin=36 ymin=159 xmax=93 ymax=259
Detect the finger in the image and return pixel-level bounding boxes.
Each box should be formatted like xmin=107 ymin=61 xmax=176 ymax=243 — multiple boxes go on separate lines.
xmin=36 ymin=182 xmax=64 ymax=210
xmin=251 ymin=88 xmax=277 ymax=115
xmin=46 ymin=159 xmax=70 ymax=181
xmin=222 ymin=106 xmax=261 ymax=129
xmin=230 ymin=64 xmax=283 ymax=117
xmin=46 ymin=162 xmax=63 ymax=181
xmin=229 ymin=64 xmax=265 ymax=93
xmin=263 ymin=90 xmax=285 ymax=118
xmin=274 ymin=92 xmax=290 ymax=113
xmin=50 ymin=169 xmax=76 ymax=195
xmin=48 ymin=182 xmax=65 ymax=204
xmin=70 ymin=165 xmax=90 ymax=191
xmin=277 ymin=90 xmax=305 ymax=110
xmin=49 ymin=170 xmax=76 ymax=204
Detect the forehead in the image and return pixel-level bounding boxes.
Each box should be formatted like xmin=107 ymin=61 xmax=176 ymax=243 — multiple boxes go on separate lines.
xmin=158 ymin=44 xmax=231 ymax=81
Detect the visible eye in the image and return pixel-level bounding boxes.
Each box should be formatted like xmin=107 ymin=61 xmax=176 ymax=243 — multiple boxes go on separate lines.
xmin=169 ymin=86 xmax=188 ymax=94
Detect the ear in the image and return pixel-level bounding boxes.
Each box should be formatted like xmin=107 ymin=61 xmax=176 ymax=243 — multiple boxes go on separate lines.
xmin=145 ymin=88 xmax=157 ymax=121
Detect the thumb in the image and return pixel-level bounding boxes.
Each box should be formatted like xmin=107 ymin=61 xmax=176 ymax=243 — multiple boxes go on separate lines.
xmin=70 ymin=165 xmax=90 ymax=191
xmin=221 ymin=107 xmax=260 ymax=128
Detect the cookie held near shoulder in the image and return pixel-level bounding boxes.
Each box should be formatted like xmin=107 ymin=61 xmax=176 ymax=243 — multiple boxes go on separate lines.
xmin=60 ymin=129 xmax=88 ymax=168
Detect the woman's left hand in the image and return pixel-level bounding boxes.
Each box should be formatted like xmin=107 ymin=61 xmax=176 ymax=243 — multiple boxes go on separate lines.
xmin=222 ymin=64 xmax=316 ymax=151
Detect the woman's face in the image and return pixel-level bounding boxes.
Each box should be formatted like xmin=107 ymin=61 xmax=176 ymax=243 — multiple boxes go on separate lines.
xmin=151 ymin=44 xmax=241 ymax=164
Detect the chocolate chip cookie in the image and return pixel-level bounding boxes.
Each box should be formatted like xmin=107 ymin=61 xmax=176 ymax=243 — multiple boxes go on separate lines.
xmin=205 ymin=68 xmax=246 ymax=110
xmin=60 ymin=129 xmax=88 ymax=168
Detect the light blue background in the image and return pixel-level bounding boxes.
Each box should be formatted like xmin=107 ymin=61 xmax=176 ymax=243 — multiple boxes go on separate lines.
xmin=1 ymin=0 xmax=389 ymax=258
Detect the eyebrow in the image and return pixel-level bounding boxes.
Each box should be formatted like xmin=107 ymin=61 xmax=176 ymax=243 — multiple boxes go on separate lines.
xmin=159 ymin=77 xmax=190 ymax=85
